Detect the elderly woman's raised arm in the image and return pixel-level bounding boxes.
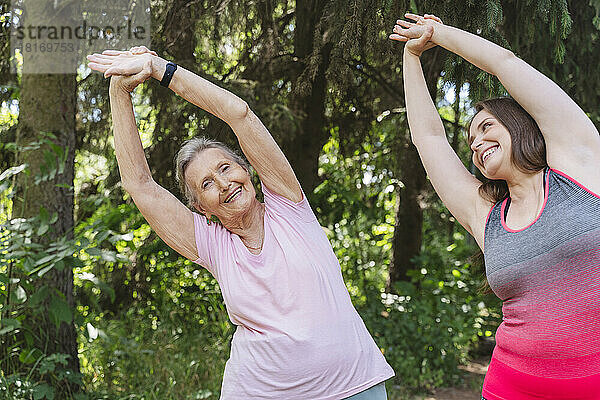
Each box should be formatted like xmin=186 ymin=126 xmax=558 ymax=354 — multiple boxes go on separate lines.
xmin=164 ymin=59 xmax=302 ymax=202
xmin=89 ymin=50 xmax=302 ymax=202
xmin=107 ymin=69 xmax=198 ymax=261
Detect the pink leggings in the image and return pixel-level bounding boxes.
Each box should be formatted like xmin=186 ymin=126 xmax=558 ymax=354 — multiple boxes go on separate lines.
xmin=482 ymin=358 xmax=600 ymax=399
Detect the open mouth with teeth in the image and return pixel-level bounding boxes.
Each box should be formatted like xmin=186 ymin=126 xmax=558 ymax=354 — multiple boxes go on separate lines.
xmin=224 ymin=187 xmax=242 ymax=203
xmin=481 ymin=145 xmax=499 ymax=164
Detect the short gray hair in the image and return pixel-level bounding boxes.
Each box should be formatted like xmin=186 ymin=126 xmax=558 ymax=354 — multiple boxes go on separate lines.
xmin=175 ymin=137 xmax=251 ymax=207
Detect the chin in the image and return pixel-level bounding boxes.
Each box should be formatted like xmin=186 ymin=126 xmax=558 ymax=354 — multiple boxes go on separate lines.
xmin=236 ymin=193 xmax=255 ymax=211
xmin=482 ymin=171 xmax=498 ymax=181
xmin=478 ymin=158 xmax=500 ymax=177
xmin=484 ymin=167 xmax=510 ymax=181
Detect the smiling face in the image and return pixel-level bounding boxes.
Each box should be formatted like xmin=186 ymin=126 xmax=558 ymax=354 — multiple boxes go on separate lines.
xmin=468 ymin=109 xmax=514 ymax=179
xmin=184 ymin=147 xmax=256 ymax=221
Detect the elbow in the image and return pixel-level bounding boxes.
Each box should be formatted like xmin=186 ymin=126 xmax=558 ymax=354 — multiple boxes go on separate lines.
xmin=409 ymin=131 xmax=418 ymax=145
xmin=229 ymin=98 xmax=251 ymax=121
xmin=500 ymin=48 xmax=517 ymax=64
xmin=492 ymin=48 xmax=518 ymax=75
xmin=411 ymin=134 xmax=424 ymax=149
xmin=121 ymin=180 xmax=137 ymax=195
xmin=121 ymin=175 xmax=154 ymax=196
xmin=120 ymin=180 xmax=139 ymax=196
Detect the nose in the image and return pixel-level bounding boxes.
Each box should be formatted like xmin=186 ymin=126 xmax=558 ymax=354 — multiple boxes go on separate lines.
xmin=470 ymin=136 xmax=483 ymax=152
xmin=214 ymin=175 xmax=230 ymax=191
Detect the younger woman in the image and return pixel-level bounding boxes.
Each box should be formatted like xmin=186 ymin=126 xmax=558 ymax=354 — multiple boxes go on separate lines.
xmin=391 ymin=13 xmax=600 ymax=399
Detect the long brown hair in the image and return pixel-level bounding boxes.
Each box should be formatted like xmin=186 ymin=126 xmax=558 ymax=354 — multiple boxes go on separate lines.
xmin=469 ymin=97 xmax=548 ymax=203
xmin=469 ymin=98 xmax=548 ymax=293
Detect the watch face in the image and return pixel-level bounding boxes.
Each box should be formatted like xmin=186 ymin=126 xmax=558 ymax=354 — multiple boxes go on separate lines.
xmin=161 ymin=63 xmax=177 ymax=87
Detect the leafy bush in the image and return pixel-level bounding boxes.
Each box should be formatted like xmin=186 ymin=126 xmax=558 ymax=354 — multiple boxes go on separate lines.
xmin=75 ymin=199 xmax=233 ymax=399
xmin=362 ymin=283 xmax=479 ymax=390
xmin=360 ymin=225 xmax=499 ymax=392
xmin=80 ymin=315 xmax=230 ymax=399
xmin=0 ymin=137 xmax=119 ymax=399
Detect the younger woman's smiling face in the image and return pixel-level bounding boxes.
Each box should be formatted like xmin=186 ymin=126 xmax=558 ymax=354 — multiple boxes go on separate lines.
xmin=184 ymin=147 xmax=256 ymax=221
xmin=469 ymin=109 xmax=514 ymax=179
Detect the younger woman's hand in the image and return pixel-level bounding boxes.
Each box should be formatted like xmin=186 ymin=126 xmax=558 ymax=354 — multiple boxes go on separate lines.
xmin=389 ymin=13 xmax=442 ymax=57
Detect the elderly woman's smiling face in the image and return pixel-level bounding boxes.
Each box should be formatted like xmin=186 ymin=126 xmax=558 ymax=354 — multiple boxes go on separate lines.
xmin=185 ymin=147 xmax=256 ymax=220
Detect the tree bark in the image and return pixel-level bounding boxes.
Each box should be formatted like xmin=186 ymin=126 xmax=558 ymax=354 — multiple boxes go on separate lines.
xmin=15 ymin=70 xmax=79 ymax=388
xmin=388 ymin=144 xmax=427 ymax=286
xmin=284 ymin=0 xmax=332 ymax=193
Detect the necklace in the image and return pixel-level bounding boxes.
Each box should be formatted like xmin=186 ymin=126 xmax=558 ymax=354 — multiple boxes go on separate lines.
xmin=241 ymin=204 xmax=265 ymax=251
xmin=243 ymin=242 xmax=263 ymax=250
xmin=241 ymin=231 xmax=263 ymax=250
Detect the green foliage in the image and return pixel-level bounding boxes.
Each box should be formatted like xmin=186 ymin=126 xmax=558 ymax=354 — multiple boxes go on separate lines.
xmin=1 ymin=354 xmax=84 ymax=400
xmin=592 ymin=0 xmax=600 ymax=29
xmin=4 ymin=1 xmax=599 ymax=398
xmin=361 ymin=225 xmax=498 ymax=391
xmin=315 ymin=130 xmax=396 ymax=301
xmin=80 ymin=311 xmax=228 ymax=399
xmin=0 ymin=139 xmax=119 ymax=398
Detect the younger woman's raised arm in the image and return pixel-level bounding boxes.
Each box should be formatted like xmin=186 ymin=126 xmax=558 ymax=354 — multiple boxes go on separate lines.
xmin=408 ymin=14 xmax=600 ymax=191
xmin=88 ymin=50 xmax=302 ymax=202
xmin=391 ymin=22 xmax=491 ymax=248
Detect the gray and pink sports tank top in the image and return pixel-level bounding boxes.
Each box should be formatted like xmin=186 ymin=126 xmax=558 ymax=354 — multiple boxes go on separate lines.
xmin=484 ymin=168 xmax=600 ymax=379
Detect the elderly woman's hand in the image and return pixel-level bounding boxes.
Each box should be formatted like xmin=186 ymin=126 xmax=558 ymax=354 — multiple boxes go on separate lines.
xmin=128 ymin=45 xmax=157 ymax=56
xmin=87 ymin=50 xmax=154 ymax=78
xmin=108 ymin=58 xmax=153 ymax=93
xmin=390 ymin=13 xmax=442 ymax=57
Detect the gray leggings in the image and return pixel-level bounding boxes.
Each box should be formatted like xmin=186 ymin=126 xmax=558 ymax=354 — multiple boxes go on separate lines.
xmin=344 ymin=382 xmax=387 ymax=400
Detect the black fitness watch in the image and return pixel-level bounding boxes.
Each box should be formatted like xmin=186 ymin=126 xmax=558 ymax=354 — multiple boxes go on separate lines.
xmin=160 ymin=62 xmax=177 ymax=87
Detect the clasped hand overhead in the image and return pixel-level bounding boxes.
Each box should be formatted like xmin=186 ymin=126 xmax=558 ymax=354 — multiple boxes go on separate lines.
xmin=389 ymin=13 xmax=442 ymax=57
xmin=87 ymin=46 xmax=158 ymax=92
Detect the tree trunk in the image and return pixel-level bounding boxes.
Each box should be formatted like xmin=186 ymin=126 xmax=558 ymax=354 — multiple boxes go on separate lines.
xmin=286 ymin=42 xmax=333 ymax=193
xmin=284 ymin=0 xmax=333 ymax=194
xmin=388 ymin=145 xmax=427 ymax=286
xmin=10 ymin=3 xmax=79 ymax=388
xmin=15 ymin=70 xmax=79 ymax=389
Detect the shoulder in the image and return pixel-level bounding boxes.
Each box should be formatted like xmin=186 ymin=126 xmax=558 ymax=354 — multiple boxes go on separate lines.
xmin=548 ymin=168 xmax=600 ymax=200
xmin=262 ymin=182 xmax=317 ymax=224
xmin=192 ymin=212 xmax=232 ymax=270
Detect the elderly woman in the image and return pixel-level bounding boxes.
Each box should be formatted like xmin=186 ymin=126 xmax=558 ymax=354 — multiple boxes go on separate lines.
xmin=391 ymin=13 xmax=600 ymax=400
xmin=86 ymin=48 xmax=394 ymax=399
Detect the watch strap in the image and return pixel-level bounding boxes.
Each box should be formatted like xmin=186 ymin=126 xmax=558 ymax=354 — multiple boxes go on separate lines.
xmin=160 ymin=62 xmax=177 ymax=87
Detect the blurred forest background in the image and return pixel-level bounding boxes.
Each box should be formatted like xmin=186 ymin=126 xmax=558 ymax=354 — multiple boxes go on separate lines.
xmin=1 ymin=0 xmax=600 ymax=399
